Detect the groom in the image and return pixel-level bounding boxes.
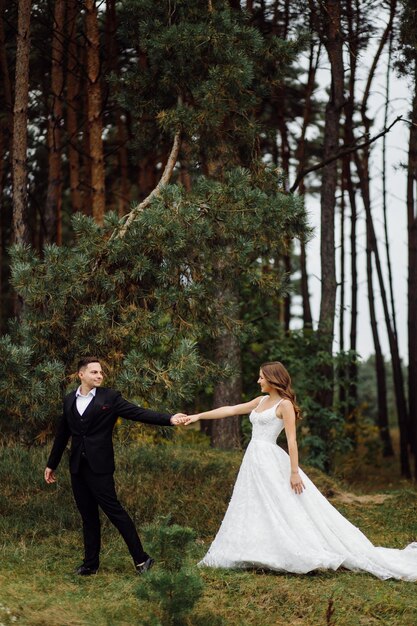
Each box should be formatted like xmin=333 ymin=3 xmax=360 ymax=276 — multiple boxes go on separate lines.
xmin=44 ymin=356 xmax=187 ymax=575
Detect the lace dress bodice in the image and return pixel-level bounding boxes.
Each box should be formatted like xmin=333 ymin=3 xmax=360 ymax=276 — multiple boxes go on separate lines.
xmin=249 ymin=399 xmax=285 ymax=444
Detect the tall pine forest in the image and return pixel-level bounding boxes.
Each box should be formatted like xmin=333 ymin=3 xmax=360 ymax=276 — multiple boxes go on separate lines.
xmin=1 ymin=0 xmax=417 ymax=478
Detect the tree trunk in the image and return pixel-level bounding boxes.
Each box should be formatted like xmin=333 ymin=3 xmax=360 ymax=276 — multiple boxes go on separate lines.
xmin=12 ymin=0 xmax=31 ymax=245
xmin=339 ymin=185 xmax=345 ymax=355
xmin=346 ymin=160 xmax=359 ymax=421
xmin=366 ymin=234 xmax=392 ymax=458
xmin=293 ymin=39 xmax=319 ymax=329
xmin=315 ymin=0 xmax=344 ymax=413
xmin=116 ymin=115 xmax=130 ymax=216
xmin=355 ymin=0 xmax=407 ymax=472
xmin=84 ymin=0 xmax=105 ymax=225
xmin=0 ymin=0 xmax=12 ymax=126
xmin=317 ymin=0 xmax=344 ymax=344
xmin=105 ymin=0 xmax=130 ymax=216
xmin=45 ymin=0 xmax=65 ymax=244
xmin=338 ymin=178 xmax=346 ymax=415
xmin=67 ymin=0 xmax=83 ymax=214
xmin=139 ymin=155 xmax=158 ymax=200
xmin=300 ymin=236 xmax=313 ymax=328
xmin=382 ymin=31 xmax=398 ymax=342
xmin=209 ymin=237 xmax=242 ymax=449
xmin=0 ymin=0 xmax=12 ymax=244
xmin=211 ymin=328 xmax=242 ymax=449
xmin=81 ymin=79 xmax=91 ymax=216
xmin=407 ymin=60 xmax=417 ymax=477
xmin=0 ymin=126 xmax=5 ymax=331
xmin=355 ymin=151 xmax=403 ymax=464
xmin=344 ymin=0 xmax=359 ymax=433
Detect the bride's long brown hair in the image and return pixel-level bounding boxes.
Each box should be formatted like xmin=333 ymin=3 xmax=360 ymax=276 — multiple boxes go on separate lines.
xmin=260 ymin=361 xmax=301 ymax=420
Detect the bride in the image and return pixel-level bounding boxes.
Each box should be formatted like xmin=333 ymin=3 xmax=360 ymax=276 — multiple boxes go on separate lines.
xmin=184 ymin=361 xmax=417 ymax=581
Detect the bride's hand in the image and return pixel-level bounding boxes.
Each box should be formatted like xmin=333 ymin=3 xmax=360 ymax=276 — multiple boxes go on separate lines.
xmin=171 ymin=413 xmax=188 ymax=425
xmin=183 ymin=414 xmax=201 ymax=425
xmin=290 ymin=471 xmax=305 ymax=495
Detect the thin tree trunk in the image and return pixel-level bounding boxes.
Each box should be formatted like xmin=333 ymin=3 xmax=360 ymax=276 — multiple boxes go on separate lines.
xmin=311 ymin=0 xmax=344 ymax=424
xmin=105 ymin=0 xmax=130 ymax=215
xmin=355 ymin=150 xmax=405 ymax=465
xmin=81 ymin=79 xmax=91 ymax=216
xmin=45 ymin=0 xmax=65 ymax=244
xmin=339 ymin=178 xmax=346 ymax=415
xmin=0 ymin=0 xmax=13 ymax=296
xmin=67 ymin=0 xmax=83 ymax=214
xmin=407 ymin=60 xmax=417 ymax=476
xmin=0 ymin=126 xmax=4 ymax=331
xmin=283 ymin=242 xmax=291 ymax=332
xmin=12 ymin=0 xmax=31 ymax=245
xmin=347 ymin=164 xmax=358 ymax=407
xmin=356 ymin=0 xmax=407 ymax=471
xmin=279 ymin=118 xmax=290 ymax=330
xmin=365 ymin=226 xmax=392 ymax=458
xmin=138 ymin=155 xmax=158 ymax=201
xmin=339 ymin=186 xmax=345 ymax=355
xmin=275 ymin=4 xmax=291 ymax=328
xmin=179 ymin=142 xmax=193 ymax=193
xmin=345 ymin=156 xmax=360 ymax=444
xmin=344 ymin=0 xmax=360 ymax=436
xmin=294 ymin=39 xmax=320 ymax=329
xmin=300 ymin=236 xmax=313 ymax=328
xmin=84 ymin=0 xmax=105 ymax=224
xmin=317 ymin=0 xmax=344 ymax=347
xmin=0 ymin=0 xmax=12 ymax=126
xmin=382 ymin=30 xmax=398 ymax=341
xmin=116 ymin=116 xmax=130 ymax=216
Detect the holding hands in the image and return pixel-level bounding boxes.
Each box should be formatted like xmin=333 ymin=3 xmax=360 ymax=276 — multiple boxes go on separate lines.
xmin=170 ymin=413 xmax=189 ymax=425
xmin=170 ymin=413 xmax=201 ymax=425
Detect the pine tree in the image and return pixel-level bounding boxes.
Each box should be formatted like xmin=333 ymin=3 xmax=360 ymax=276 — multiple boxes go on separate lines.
xmin=136 ymin=516 xmax=224 ymax=626
xmin=0 ymin=167 xmax=307 ymax=441
xmin=111 ymin=0 xmax=301 ymax=448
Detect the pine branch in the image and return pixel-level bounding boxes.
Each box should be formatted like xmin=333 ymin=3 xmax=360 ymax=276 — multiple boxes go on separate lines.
xmin=289 ymin=115 xmax=403 ymax=193
xmin=113 ymin=131 xmax=181 ymax=240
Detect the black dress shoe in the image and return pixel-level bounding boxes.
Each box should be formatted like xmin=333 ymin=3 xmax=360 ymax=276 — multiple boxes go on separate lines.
xmin=135 ymin=557 xmax=154 ymax=575
xmin=75 ymin=564 xmax=99 ymax=576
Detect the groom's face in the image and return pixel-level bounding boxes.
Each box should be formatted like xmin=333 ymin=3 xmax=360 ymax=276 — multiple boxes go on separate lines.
xmin=79 ymin=362 xmax=104 ymax=390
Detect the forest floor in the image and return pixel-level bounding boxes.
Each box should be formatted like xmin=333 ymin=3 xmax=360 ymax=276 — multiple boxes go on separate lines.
xmin=1 ymin=433 xmax=416 ymax=626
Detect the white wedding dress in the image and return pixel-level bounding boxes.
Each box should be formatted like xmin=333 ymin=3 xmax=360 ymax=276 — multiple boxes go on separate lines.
xmin=199 ymin=398 xmax=417 ymax=580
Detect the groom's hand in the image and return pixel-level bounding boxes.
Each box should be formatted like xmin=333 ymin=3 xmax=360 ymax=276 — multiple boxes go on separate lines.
xmin=170 ymin=413 xmax=188 ymax=425
xmin=44 ymin=467 xmax=56 ymax=484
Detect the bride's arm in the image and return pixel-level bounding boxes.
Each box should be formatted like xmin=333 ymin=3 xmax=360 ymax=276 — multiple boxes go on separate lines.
xmin=280 ymin=400 xmax=305 ymax=494
xmin=184 ymin=396 xmax=263 ymax=424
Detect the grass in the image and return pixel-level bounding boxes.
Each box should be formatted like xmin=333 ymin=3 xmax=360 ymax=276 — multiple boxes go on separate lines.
xmin=1 ymin=439 xmax=417 ymax=626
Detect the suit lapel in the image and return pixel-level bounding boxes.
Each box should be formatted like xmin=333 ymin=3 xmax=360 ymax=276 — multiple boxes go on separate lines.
xmin=82 ymin=388 xmax=107 ymax=428
xmin=64 ymin=390 xmax=77 ymax=415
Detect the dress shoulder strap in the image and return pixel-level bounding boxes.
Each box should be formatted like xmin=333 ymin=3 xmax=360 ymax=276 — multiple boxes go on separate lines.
xmin=256 ymin=395 xmax=268 ymax=409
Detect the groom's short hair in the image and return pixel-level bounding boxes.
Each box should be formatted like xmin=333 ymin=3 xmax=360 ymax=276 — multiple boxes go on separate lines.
xmin=77 ymin=356 xmax=101 ymax=372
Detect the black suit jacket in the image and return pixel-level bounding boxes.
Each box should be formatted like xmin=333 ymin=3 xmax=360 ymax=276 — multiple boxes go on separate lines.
xmin=47 ymin=387 xmax=172 ymax=474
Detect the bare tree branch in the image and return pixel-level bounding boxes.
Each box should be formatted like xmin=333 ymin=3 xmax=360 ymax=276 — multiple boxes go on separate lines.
xmin=114 ymin=131 xmax=181 ymax=239
xmin=289 ymin=115 xmax=403 ymax=193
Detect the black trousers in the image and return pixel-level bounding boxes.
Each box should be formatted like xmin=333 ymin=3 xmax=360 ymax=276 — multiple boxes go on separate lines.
xmin=70 ymin=457 xmax=147 ymax=569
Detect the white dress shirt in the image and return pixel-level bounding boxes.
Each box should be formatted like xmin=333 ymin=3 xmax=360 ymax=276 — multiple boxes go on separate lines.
xmin=76 ymin=386 xmax=96 ymax=416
